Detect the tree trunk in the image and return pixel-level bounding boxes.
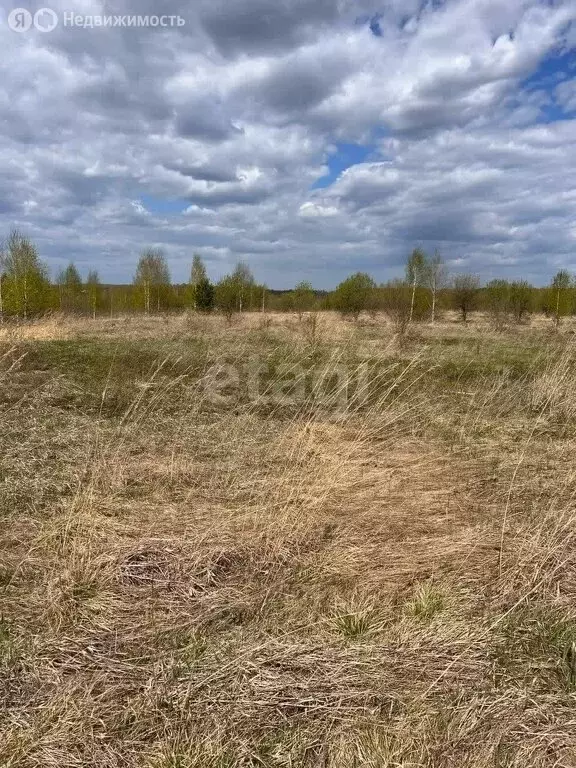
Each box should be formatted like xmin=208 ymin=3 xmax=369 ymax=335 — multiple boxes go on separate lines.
xmin=409 ymin=277 xmax=416 ymax=324
xmin=23 ymin=274 xmax=28 ymax=320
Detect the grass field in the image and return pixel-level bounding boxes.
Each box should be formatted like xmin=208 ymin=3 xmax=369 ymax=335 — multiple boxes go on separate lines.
xmin=1 ymin=311 xmax=576 ymax=767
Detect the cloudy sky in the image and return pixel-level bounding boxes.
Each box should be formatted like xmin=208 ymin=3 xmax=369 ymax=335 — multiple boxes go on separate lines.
xmin=1 ymin=0 xmax=575 ymax=287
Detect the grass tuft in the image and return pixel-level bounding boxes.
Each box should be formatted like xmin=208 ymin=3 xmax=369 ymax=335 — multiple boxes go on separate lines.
xmin=405 ymin=582 xmax=446 ymax=621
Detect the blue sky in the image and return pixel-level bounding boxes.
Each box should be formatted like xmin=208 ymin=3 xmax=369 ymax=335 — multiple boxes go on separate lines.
xmin=140 ymin=196 xmax=189 ymax=216
xmin=312 ymin=143 xmax=379 ymax=190
xmin=521 ymin=49 xmax=576 ymax=121
xmin=0 ymin=0 xmax=575 ymax=287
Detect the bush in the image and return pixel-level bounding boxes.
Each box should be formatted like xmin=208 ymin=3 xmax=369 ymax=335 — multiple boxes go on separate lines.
xmin=452 ymin=274 xmax=480 ymax=322
xmin=195 ymin=277 xmax=214 ymax=313
xmin=332 ymin=272 xmax=376 ymax=320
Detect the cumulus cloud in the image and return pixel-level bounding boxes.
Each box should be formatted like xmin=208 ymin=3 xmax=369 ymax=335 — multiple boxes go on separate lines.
xmin=299 ymin=202 xmax=340 ymax=217
xmin=0 ymin=0 xmax=574 ymax=286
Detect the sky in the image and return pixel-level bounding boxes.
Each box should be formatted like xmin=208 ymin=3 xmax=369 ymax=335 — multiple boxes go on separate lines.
xmin=0 ymin=0 xmax=575 ymax=288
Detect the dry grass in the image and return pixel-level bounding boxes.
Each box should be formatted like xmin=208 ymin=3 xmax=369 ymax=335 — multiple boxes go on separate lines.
xmin=1 ymin=312 xmax=576 ymax=767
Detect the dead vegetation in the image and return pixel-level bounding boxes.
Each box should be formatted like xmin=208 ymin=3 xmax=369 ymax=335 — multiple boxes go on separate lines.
xmin=1 ymin=312 xmax=576 ymax=767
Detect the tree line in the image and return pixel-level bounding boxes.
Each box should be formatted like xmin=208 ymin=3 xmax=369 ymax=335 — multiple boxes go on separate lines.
xmin=0 ymin=232 xmax=574 ymax=327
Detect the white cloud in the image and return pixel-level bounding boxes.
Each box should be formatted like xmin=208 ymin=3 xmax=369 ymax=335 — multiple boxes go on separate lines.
xmin=0 ymin=0 xmax=574 ymax=286
xmin=299 ymin=202 xmax=340 ymax=217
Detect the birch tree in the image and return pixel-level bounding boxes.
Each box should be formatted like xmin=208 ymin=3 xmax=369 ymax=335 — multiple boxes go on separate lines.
xmin=190 ymin=254 xmax=207 ymax=310
xmin=57 ymin=262 xmax=83 ymax=312
xmin=406 ymin=248 xmax=427 ymax=325
xmin=551 ymin=270 xmax=572 ymax=328
xmin=3 ymin=231 xmax=50 ymax=319
xmin=231 ymin=261 xmax=255 ymax=312
xmin=133 ymin=248 xmax=171 ymax=313
xmin=424 ymin=251 xmax=447 ymax=324
xmin=86 ymin=269 xmax=101 ymax=319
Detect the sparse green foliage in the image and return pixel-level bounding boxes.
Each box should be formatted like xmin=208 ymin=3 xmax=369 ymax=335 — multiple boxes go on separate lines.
xmin=333 ymin=272 xmax=376 ymax=320
xmin=424 ymin=251 xmax=447 ymax=323
xmin=0 ymin=232 xmax=573 ymax=328
xmin=190 ymin=254 xmax=207 ymax=287
xmin=213 ymin=261 xmax=256 ymax=316
xmin=406 ymin=247 xmax=427 ymax=287
xmin=290 ymin=280 xmax=316 ymax=318
xmin=509 ymin=280 xmax=534 ymax=323
xmin=380 ymin=279 xmax=413 ymax=334
xmin=57 ymin=262 xmax=83 ymax=313
xmin=2 ymin=230 xmax=50 ymax=318
xmin=550 ymin=269 xmax=572 ymax=327
xmin=61 ymin=263 xmax=82 ymax=291
xmin=133 ymin=248 xmax=171 ymax=313
xmin=406 ymin=248 xmax=428 ymax=325
xmin=256 ymin=284 xmax=268 ymax=313
xmin=190 ymin=254 xmax=208 ymax=310
xmin=231 ymin=261 xmax=255 ymax=311
xmin=452 ymin=274 xmax=480 ymax=322
xmin=86 ymin=269 xmax=102 ymax=319
xmin=215 ymin=274 xmax=240 ymax=323
xmin=484 ymin=279 xmax=511 ymax=329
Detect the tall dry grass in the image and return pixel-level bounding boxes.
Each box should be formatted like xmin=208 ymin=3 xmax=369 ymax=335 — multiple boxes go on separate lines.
xmin=1 ymin=314 xmax=576 ymax=766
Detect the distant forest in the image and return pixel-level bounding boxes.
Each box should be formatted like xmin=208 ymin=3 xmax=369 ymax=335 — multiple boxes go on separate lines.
xmin=0 ymin=231 xmax=574 ymax=328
